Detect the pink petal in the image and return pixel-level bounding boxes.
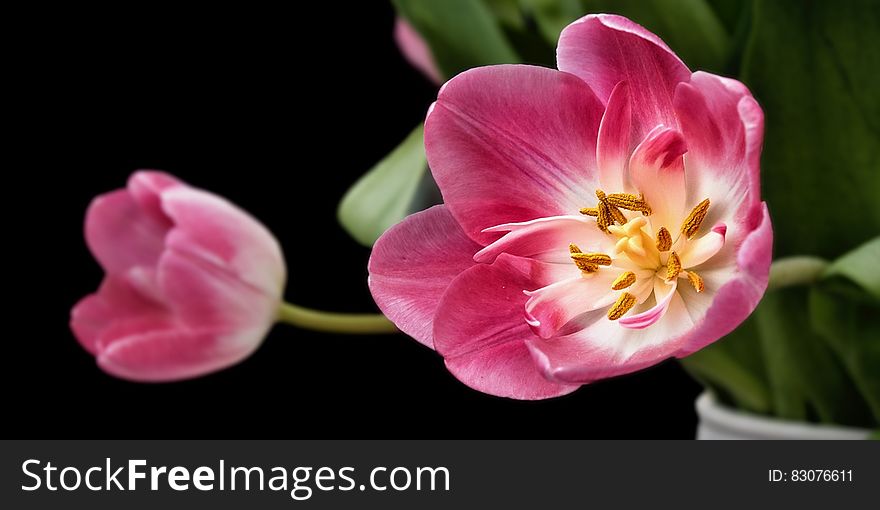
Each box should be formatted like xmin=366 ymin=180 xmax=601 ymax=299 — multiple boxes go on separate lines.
xmin=525 ymin=271 xmax=619 ymax=338
xmin=160 ymin=186 xmax=286 ymax=299
xmin=527 ymin=288 xmax=694 ymax=383
xmin=394 ymin=17 xmax=442 ymax=85
xmin=680 ymin=223 xmax=726 ymax=268
xmin=475 ymin=215 xmax=614 ymax=264
xmin=619 ymin=279 xmax=677 ymax=329
xmin=425 ymin=64 xmax=605 ymax=244
xmin=157 ymin=247 xmax=280 ymax=332
xmin=433 ymin=255 xmax=579 ymax=399
xmin=674 ymin=72 xmax=763 ymax=224
xmin=97 ymin=327 xmax=263 ymax=382
xmin=70 ymin=275 xmax=169 ymax=356
xmin=127 ymin=170 xmax=181 ymax=226
xmin=84 ymin=189 xmax=170 ymax=274
xmin=628 ymin=125 xmax=687 ymax=231
xmin=368 ymin=205 xmax=480 ymax=348
xmin=557 ymin=14 xmax=690 ymax=140
xmin=676 ymin=203 xmax=772 ymax=356
xmin=596 ymin=80 xmax=634 ymax=191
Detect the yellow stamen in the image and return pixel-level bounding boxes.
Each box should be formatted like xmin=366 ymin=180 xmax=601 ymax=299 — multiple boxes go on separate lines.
xmin=608 ymin=292 xmax=637 ymax=320
xmin=656 ymin=227 xmax=672 ymax=251
xmin=686 ymin=271 xmax=705 ymax=292
xmin=681 ymin=198 xmax=710 ymax=238
xmin=611 ymin=271 xmax=636 ymax=290
xmin=569 ymin=243 xmax=581 ymax=254
xmin=666 ymin=251 xmax=682 ymax=281
xmin=579 ymin=207 xmax=599 ymax=217
xmin=609 ymin=204 xmax=628 ymax=224
xmin=596 ymin=203 xmax=612 ymax=233
xmin=571 ymin=252 xmax=612 ymax=266
xmin=606 ymin=193 xmax=652 ymax=215
xmin=569 ymin=244 xmax=598 ymax=272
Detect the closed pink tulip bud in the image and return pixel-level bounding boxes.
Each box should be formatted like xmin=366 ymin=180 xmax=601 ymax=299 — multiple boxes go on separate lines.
xmin=71 ymin=171 xmax=286 ymax=382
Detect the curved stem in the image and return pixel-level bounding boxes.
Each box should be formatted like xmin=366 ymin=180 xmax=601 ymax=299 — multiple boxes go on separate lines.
xmin=277 ymin=302 xmax=398 ymax=335
xmin=767 ymin=256 xmax=829 ymax=292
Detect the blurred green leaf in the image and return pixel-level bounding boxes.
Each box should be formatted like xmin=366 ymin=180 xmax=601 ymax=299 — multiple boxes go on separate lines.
xmin=519 ymin=0 xmax=583 ymax=43
xmin=681 ymin=314 xmax=772 ymax=414
xmin=393 ymin=0 xmax=520 ymax=78
xmin=337 ymin=125 xmax=428 ymax=246
xmin=579 ymin=0 xmax=731 ymax=73
xmin=809 ymin=238 xmax=880 ymax=425
xmin=755 ymin=287 xmax=873 ymax=426
xmin=740 ymin=0 xmax=880 ymax=259
xmin=485 ymin=0 xmax=527 ymax=30
xmin=822 ymin=237 xmax=880 ymax=299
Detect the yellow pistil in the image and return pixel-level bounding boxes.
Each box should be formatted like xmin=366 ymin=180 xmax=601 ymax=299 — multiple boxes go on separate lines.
xmin=611 ymin=271 xmax=637 ymax=290
xmin=686 ymin=271 xmax=705 ymax=292
xmin=666 ymin=251 xmax=682 ymax=281
xmin=681 ymin=198 xmax=710 ymax=238
xmin=569 ymin=243 xmax=598 ymax=273
xmin=606 ymin=193 xmax=652 ymax=215
xmin=656 ymin=227 xmax=672 ymax=251
xmin=608 ymin=292 xmax=637 ymax=320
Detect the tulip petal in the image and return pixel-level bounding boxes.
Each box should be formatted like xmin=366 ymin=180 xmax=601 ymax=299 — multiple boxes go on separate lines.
xmin=160 ymin=187 xmax=286 ymax=299
xmin=368 ymin=205 xmax=480 ymax=348
xmin=425 ymin=64 xmax=605 ymax=243
xmin=527 ymin=288 xmax=694 ymax=384
xmin=674 ymin=72 xmax=763 ymax=226
xmin=557 ymin=14 xmax=690 ymax=139
xmin=433 ymin=255 xmax=579 ymax=399
xmin=675 ymin=203 xmax=772 ymax=356
xmin=680 ymin=223 xmax=726 ymax=268
xmin=127 ymin=171 xmax=181 ymax=226
xmin=70 ymin=275 xmax=169 ymax=356
xmin=619 ymin=279 xmax=677 ymax=329
xmin=84 ymin=189 xmax=169 ymax=274
xmin=525 ymin=271 xmax=619 ymax=338
xmin=97 ymin=327 xmax=262 ymax=382
xmin=628 ymin=125 xmax=688 ymax=231
xmin=596 ymin=80 xmax=634 ymax=191
xmin=475 ymin=215 xmax=614 ymax=264
xmin=394 ymin=17 xmax=443 ymax=85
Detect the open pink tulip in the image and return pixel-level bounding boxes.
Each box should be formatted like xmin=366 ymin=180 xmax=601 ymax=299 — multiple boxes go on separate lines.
xmin=70 ymin=171 xmax=286 ymax=382
xmin=369 ymin=14 xmax=772 ymax=399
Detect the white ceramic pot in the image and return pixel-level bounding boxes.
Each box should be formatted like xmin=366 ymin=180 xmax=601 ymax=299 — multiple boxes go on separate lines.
xmin=695 ymin=391 xmax=872 ymax=440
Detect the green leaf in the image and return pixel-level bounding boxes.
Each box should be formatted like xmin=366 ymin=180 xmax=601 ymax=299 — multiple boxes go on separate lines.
xmin=337 ymin=125 xmax=429 ymax=246
xmin=755 ymin=287 xmax=873 ymax=426
xmin=518 ymin=0 xmax=584 ymax=43
xmin=579 ymin=0 xmax=731 ymax=73
xmin=681 ymin=314 xmax=773 ymax=414
xmin=393 ymin=0 xmax=520 ymax=79
xmin=809 ymin=238 xmax=880 ymax=425
xmin=822 ymin=237 xmax=880 ymax=299
xmin=740 ymin=0 xmax=880 ymax=259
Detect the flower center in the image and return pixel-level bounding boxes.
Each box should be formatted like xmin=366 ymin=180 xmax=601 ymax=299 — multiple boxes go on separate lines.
xmin=571 ymin=189 xmax=713 ymax=322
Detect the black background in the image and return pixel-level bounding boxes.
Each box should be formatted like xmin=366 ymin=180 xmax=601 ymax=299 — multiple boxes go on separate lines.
xmin=9 ymin=3 xmax=700 ymax=437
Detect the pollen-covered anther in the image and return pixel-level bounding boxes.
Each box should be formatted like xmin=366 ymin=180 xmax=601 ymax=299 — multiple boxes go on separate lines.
xmin=656 ymin=227 xmax=672 ymax=251
xmin=666 ymin=251 xmax=682 ymax=281
xmin=686 ymin=271 xmax=705 ymax=292
xmin=571 ymin=252 xmax=612 ymax=266
xmin=570 ymin=244 xmax=598 ymax=273
xmin=611 ymin=271 xmax=636 ymax=290
xmin=606 ymin=193 xmax=652 ymax=215
xmin=579 ymin=207 xmax=599 ymax=217
xmin=682 ymin=198 xmax=711 ymax=238
xmin=608 ymin=292 xmax=637 ymax=320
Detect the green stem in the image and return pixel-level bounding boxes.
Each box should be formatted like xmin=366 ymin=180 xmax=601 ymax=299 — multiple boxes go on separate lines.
xmin=767 ymin=256 xmax=829 ymax=292
xmin=277 ymin=302 xmax=398 ymax=335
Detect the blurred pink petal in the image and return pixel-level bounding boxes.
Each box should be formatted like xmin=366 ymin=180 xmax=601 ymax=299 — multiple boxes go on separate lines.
xmin=394 ymin=17 xmax=443 ymax=85
xmin=71 ymin=170 xmax=285 ymax=382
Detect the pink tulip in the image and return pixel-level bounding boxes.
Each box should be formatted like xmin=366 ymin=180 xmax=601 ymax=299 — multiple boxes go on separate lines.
xmin=70 ymin=171 xmax=286 ymax=382
xmin=369 ymin=14 xmax=772 ymax=399
xmin=394 ymin=17 xmax=443 ymax=85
